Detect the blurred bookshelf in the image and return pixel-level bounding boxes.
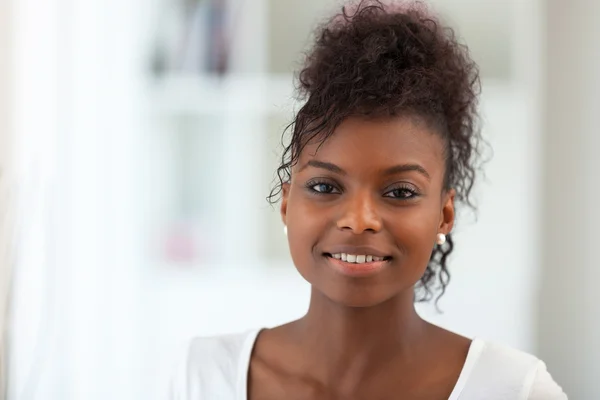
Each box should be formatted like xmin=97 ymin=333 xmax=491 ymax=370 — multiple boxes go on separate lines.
xmin=149 ymin=73 xmax=297 ymax=117
xmin=143 ymin=73 xmax=298 ymax=269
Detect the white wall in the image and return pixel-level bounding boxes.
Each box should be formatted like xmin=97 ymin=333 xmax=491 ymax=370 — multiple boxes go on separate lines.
xmin=0 ymin=0 xmax=14 ymax=397
xmin=538 ymin=1 xmax=600 ymax=398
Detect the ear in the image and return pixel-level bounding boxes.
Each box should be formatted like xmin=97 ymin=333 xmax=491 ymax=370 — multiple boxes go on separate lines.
xmin=439 ymin=189 xmax=456 ymax=235
xmin=280 ymin=182 xmax=291 ymax=226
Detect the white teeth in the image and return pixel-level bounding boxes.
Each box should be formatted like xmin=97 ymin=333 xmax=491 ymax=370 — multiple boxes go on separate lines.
xmin=329 ymin=253 xmax=387 ymax=264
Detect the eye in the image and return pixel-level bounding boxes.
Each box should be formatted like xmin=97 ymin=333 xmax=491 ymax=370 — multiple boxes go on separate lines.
xmin=384 ymin=186 xmax=419 ymax=199
xmin=306 ymin=180 xmax=341 ymax=195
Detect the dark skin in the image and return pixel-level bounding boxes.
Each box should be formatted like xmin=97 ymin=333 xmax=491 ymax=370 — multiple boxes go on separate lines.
xmin=248 ymin=116 xmax=472 ymax=400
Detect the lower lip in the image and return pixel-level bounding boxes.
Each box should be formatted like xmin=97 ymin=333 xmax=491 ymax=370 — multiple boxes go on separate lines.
xmin=326 ymin=256 xmax=389 ymax=277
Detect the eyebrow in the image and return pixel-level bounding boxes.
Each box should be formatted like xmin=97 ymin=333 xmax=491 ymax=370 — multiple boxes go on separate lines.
xmin=383 ymin=164 xmax=431 ymax=180
xmin=299 ymin=160 xmax=346 ymax=175
xmin=300 ymin=160 xmax=431 ymax=180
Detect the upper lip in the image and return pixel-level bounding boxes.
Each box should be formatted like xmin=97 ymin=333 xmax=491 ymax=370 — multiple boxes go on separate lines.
xmin=323 ymin=245 xmax=392 ymax=258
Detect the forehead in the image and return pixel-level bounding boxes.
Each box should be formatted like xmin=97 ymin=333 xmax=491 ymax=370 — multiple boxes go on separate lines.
xmin=297 ymin=116 xmax=446 ymax=175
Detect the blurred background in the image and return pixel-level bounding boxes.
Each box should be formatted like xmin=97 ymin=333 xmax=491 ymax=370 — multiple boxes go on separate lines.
xmin=0 ymin=0 xmax=598 ymax=398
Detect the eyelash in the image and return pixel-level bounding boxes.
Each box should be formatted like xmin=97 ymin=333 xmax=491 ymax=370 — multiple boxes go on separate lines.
xmin=305 ymin=179 xmax=341 ymax=195
xmin=305 ymin=180 xmax=420 ymax=199
xmin=383 ymin=185 xmax=420 ymax=199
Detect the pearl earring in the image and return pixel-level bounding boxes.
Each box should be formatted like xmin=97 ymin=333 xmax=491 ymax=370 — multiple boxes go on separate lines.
xmin=436 ymin=233 xmax=446 ymax=246
xmin=283 ymin=225 xmax=288 ymax=236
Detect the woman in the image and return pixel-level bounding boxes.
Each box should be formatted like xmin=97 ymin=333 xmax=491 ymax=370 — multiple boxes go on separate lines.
xmin=170 ymin=1 xmax=567 ymax=398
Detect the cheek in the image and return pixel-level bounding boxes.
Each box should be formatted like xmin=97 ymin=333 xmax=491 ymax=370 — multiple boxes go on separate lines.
xmin=285 ymin=192 xmax=329 ymax=267
xmin=386 ymin=204 xmax=439 ymax=258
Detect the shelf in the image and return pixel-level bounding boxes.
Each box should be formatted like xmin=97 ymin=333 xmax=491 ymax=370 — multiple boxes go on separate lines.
xmin=148 ymin=73 xmax=299 ymax=117
xmin=148 ymin=74 xmax=516 ymax=118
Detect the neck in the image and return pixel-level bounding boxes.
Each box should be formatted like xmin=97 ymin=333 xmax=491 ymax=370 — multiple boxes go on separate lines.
xmin=288 ymin=287 xmax=431 ymax=386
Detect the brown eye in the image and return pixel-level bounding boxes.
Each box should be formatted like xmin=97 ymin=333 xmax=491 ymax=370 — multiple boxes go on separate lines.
xmin=305 ymin=180 xmax=341 ymax=195
xmin=312 ymin=183 xmax=336 ymax=194
xmin=383 ymin=186 xmax=419 ymax=199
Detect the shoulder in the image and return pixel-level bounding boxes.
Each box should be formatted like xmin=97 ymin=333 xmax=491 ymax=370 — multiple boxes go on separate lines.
xmin=455 ymin=339 xmax=567 ymax=399
xmin=527 ymin=361 xmax=568 ymax=400
xmin=168 ymin=329 xmax=261 ymax=400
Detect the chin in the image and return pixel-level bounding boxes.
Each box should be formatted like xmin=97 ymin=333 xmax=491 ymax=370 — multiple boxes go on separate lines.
xmin=318 ymin=284 xmax=399 ymax=308
xmin=293 ymin=255 xmax=420 ymax=308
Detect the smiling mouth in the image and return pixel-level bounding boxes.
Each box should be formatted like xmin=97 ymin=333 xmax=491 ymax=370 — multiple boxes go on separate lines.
xmin=323 ymin=252 xmax=392 ymax=263
xmin=323 ymin=252 xmax=391 ymax=277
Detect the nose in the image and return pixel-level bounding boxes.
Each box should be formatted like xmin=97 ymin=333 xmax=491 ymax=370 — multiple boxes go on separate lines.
xmin=336 ymin=190 xmax=383 ymax=234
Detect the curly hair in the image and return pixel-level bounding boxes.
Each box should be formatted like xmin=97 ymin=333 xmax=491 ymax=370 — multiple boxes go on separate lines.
xmin=268 ymin=0 xmax=482 ymax=303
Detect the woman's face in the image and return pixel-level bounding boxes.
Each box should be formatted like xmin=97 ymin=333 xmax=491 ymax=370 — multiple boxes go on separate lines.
xmin=281 ymin=116 xmax=455 ymax=307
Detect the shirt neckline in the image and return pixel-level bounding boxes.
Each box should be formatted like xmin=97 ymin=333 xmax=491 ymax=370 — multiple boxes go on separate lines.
xmin=238 ymin=328 xmax=263 ymax=400
xmin=447 ymin=338 xmax=485 ymax=399
xmin=238 ymin=329 xmax=485 ymax=400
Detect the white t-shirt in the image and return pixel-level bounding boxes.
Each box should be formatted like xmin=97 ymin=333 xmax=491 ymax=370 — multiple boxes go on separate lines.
xmin=168 ymin=329 xmax=567 ymax=399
